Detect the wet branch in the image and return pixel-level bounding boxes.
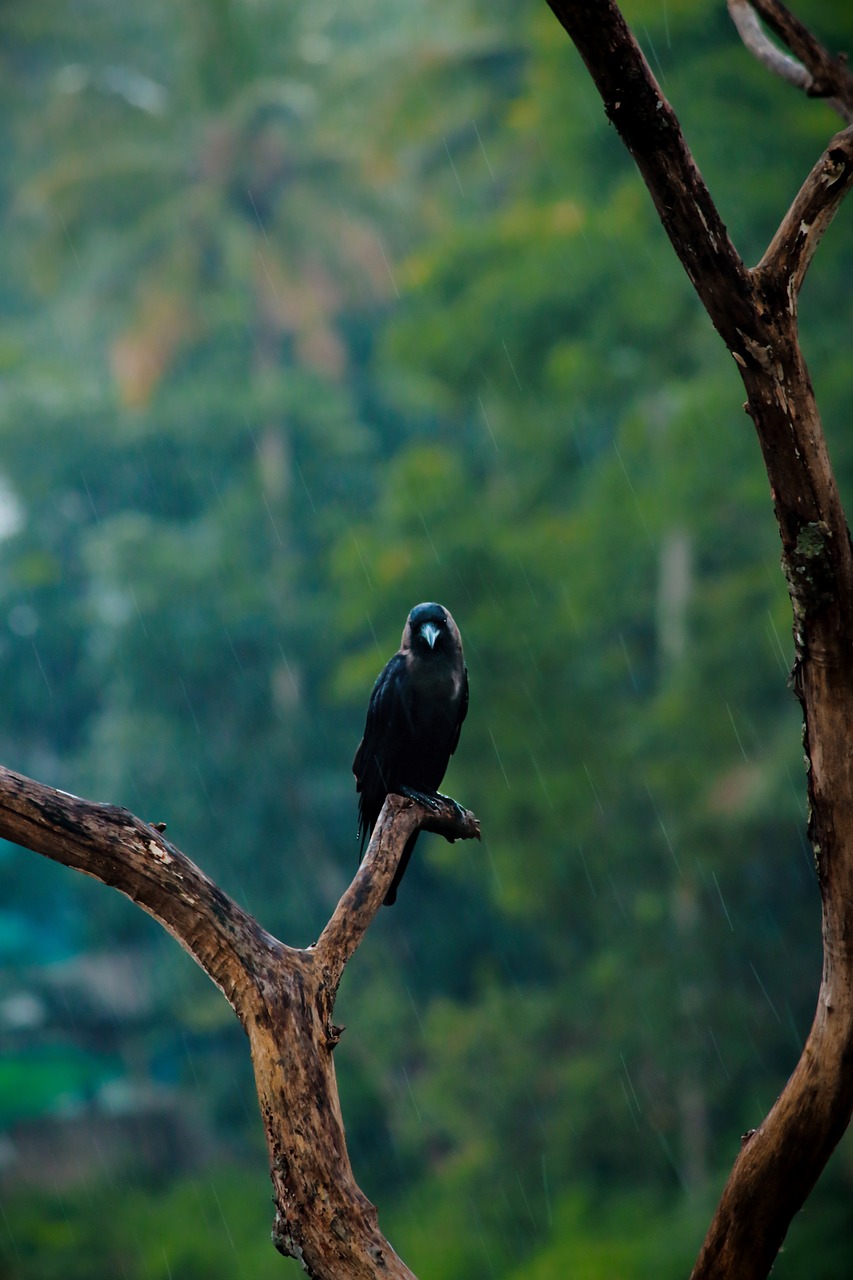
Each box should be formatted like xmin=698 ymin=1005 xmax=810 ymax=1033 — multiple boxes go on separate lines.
xmin=731 ymin=0 xmax=853 ymax=122
xmin=755 ymin=123 xmax=853 ymax=298
xmin=0 ymin=761 xmax=478 ymax=1279
xmin=544 ymin=3 xmax=853 ymax=1279
xmin=0 ymin=764 xmax=270 ymax=1005
xmin=316 ymin=793 xmax=480 ymax=986
xmin=728 ymin=0 xmax=811 ymax=93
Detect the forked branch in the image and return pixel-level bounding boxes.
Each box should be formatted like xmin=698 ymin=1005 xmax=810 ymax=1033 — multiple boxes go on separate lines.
xmin=0 ymin=762 xmax=479 ymax=1279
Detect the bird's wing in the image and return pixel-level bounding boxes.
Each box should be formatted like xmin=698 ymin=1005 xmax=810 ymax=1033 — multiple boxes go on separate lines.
xmin=449 ymin=666 xmax=469 ymax=756
xmin=353 ymin=653 xmax=409 ymax=849
xmin=353 ymin=652 xmax=407 ymax=785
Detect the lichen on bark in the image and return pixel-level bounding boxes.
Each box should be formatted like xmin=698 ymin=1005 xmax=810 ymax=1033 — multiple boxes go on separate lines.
xmin=783 ymin=519 xmax=835 ymax=629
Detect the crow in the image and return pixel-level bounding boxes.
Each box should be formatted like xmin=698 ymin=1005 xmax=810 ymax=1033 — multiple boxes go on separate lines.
xmin=353 ymin=602 xmax=469 ymax=905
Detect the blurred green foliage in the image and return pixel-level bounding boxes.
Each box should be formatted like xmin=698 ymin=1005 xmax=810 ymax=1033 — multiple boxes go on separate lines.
xmin=0 ymin=0 xmax=851 ymax=1275
xmin=0 ymin=1168 xmax=304 ymax=1279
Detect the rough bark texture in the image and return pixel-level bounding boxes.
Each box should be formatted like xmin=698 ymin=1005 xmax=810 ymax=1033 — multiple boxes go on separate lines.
xmin=545 ymin=4 xmax=853 ymax=1279
xmin=0 ymin=765 xmax=479 ymax=1278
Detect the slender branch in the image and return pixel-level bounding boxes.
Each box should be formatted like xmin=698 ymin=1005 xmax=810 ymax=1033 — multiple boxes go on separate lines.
xmin=748 ymin=0 xmax=853 ymax=121
xmin=728 ymin=0 xmax=812 ymax=92
xmin=754 ymin=122 xmax=853 ymax=299
xmin=315 ymin=793 xmax=480 ymax=985
xmin=728 ymin=0 xmax=853 ymax=122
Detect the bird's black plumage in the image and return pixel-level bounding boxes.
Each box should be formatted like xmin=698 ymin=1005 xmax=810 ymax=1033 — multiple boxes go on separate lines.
xmin=353 ymin=602 xmax=468 ymax=905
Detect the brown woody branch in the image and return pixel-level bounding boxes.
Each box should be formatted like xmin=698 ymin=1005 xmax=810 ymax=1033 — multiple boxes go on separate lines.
xmin=545 ymin=4 xmax=853 ymax=1279
xmin=735 ymin=0 xmax=853 ymax=122
xmin=316 ymin=795 xmax=480 ymax=986
xmin=754 ymin=123 xmax=853 ymax=298
xmin=0 ymin=762 xmax=479 ymax=1279
xmin=728 ymin=0 xmax=812 ymax=93
xmin=0 ymin=764 xmax=274 ymax=1006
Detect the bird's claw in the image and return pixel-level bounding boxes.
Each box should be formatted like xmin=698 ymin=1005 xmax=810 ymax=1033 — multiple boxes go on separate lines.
xmin=437 ymin=792 xmax=467 ymax=823
xmin=399 ymin=786 xmax=444 ymax=813
xmin=398 ymin=789 xmax=468 ymax=836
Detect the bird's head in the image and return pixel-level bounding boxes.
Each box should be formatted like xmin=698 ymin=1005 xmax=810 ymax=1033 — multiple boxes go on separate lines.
xmin=404 ymin=602 xmax=460 ymax=656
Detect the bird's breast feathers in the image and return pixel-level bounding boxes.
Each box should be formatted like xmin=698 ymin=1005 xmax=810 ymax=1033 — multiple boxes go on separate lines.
xmin=404 ymin=651 xmax=463 ymax=698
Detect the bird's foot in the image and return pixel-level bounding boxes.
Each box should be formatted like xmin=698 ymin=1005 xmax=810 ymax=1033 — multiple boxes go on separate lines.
xmin=398 ymin=786 xmax=444 ymax=814
xmin=435 ymin=792 xmax=468 ymax=824
xmin=398 ymin=788 xmax=468 ymax=841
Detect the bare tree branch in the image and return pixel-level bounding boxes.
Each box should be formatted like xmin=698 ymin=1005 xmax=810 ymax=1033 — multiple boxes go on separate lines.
xmin=0 ymin=764 xmax=275 ymax=1007
xmin=544 ymin=4 xmax=853 ymax=1278
xmin=728 ymin=0 xmax=810 ymax=91
xmin=315 ymin=793 xmax=480 ymax=986
xmin=755 ymin=122 xmax=853 ymax=300
xmin=727 ymin=0 xmax=835 ymax=104
xmin=745 ymin=0 xmax=853 ymax=122
xmin=0 ymin=761 xmax=479 ymax=1278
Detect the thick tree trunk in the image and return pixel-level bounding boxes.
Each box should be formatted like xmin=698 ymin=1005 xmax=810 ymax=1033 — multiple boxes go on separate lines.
xmin=545 ymin=3 xmax=853 ymax=1277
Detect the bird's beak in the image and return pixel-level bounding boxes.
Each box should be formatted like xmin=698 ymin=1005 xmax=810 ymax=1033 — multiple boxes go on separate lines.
xmin=421 ymin=622 xmax=440 ymax=649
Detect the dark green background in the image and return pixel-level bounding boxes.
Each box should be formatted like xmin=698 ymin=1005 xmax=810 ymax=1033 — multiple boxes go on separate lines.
xmin=0 ymin=0 xmax=850 ymax=1274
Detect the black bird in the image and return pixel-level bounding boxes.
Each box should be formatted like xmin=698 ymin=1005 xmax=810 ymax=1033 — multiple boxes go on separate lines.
xmin=353 ymin=602 xmax=468 ymax=905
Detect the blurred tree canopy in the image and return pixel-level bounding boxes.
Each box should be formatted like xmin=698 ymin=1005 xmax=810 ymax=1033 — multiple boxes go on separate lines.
xmin=0 ymin=0 xmax=851 ymax=1276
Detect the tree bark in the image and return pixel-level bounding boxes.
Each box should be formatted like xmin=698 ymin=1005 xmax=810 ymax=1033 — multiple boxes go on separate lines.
xmin=544 ymin=4 xmax=853 ymax=1278
xmin=0 ymin=764 xmax=478 ymax=1278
